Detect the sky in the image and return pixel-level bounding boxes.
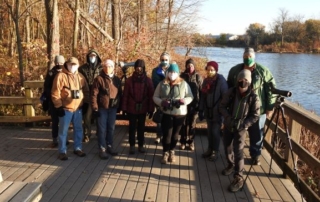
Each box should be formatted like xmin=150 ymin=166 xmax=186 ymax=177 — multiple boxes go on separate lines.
xmin=197 ymin=0 xmax=320 ymax=35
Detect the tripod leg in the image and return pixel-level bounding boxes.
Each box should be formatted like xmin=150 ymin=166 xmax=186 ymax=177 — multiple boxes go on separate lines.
xmin=269 ymin=108 xmax=280 ymax=175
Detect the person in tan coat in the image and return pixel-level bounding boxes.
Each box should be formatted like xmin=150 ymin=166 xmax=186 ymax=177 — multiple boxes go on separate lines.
xmin=51 ymin=57 xmax=90 ymax=160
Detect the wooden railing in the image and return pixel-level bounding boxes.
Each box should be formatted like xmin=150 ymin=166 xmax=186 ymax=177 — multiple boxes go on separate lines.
xmin=0 ymin=80 xmax=320 ymax=201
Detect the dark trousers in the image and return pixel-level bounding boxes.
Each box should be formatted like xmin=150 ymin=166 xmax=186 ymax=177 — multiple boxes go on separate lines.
xmin=161 ymin=113 xmax=186 ymax=152
xmin=128 ymin=113 xmax=146 ymax=147
xmin=180 ymin=111 xmax=197 ymax=145
xmin=223 ymin=128 xmax=247 ymax=177
xmin=50 ymin=107 xmax=59 ymax=140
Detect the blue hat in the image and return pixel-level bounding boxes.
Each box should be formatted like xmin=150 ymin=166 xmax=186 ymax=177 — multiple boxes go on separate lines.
xmin=167 ymin=63 xmax=180 ymax=73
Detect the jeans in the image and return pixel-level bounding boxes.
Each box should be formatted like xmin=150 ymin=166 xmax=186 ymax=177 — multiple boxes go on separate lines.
xmin=58 ymin=109 xmax=83 ymax=153
xmin=83 ymin=104 xmax=93 ymax=137
xmin=161 ymin=113 xmax=186 ymax=152
xmin=97 ymin=108 xmax=117 ymax=150
xmin=180 ymin=111 xmax=198 ymax=145
xmin=248 ymin=114 xmax=266 ymax=158
xmin=128 ymin=113 xmax=146 ymax=147
xmin=223 ymin=128 xmax=247 ymax=177
xmin=206 ymin=120 xmax=222 ymax=152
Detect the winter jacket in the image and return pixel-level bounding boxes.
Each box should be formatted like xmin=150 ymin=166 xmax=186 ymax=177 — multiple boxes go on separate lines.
xmin=219 ymin=87 xmax=260 ymax=132
xmin=151 ymin=65 xmax=165 ymax=89
xmin=199 ymin=74 xmax=228 ymax=122
xmin=51 ymin=66 xmax=89 ymax=112
xmin=91 ymin=70 xmax=122 ymax=110
xmin=78 ymin=50 xmax=102 ymax=88
xmin=227 ymin=63 xmax=276 ymax=114
xmin=43 ymin=65 xmax=62 ymax=109
xmin=180 ymin=71 xmax=203 ymax=110
xmin=153 ymin=77 xmax=194 ymax=116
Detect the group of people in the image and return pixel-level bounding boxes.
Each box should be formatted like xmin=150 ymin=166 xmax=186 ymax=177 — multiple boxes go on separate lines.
xmin=43 ymin=47 xmax=276 ymax=193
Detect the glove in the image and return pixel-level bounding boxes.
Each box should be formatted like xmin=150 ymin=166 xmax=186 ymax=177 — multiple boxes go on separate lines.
xmin=178 ymin=99 xmax=185 ymax=105
xmin=147 ymin=111 xmax=154 ymax=119
xmin=122 ymin=111 xmax=127 ymax=117
xmin=57 ymin=107 xmax=65 ymax=117
xmin=92 ymin=110 xmax=100 ymax=118
xmin=198 ymin=110 xmax=205 ymax=121
xmin=161 ymin=100 xmax=170 ymax=108
xmin=82 ymin=103 xmax=89 ymax=115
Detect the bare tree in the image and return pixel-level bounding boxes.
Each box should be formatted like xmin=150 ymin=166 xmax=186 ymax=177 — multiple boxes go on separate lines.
xmin=273 ymin=8 xmax=290 ymax=47
xmin=72 ymin=0 xmax=80 ymax=56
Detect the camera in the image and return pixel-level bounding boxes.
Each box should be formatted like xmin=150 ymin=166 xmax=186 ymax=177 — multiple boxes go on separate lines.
xmin=269 ymin=83 xmax=292 ymax=97
xmin=163 ymin=99 xmax=181 ymax=111
xmin=71 ymin=90 xmax=80 ymax=99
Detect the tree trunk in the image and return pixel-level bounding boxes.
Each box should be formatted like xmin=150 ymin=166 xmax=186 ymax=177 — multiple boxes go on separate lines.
xmin=137 ymin=0 xmax=141 ymax=35
xmin=25 ymin=0 xmax=31 ymax=43
xmin=140 ymin=0 xmax=146 ymax=30
xmin=112 ymin=0 xmax=120 ymax=42
xmin=72 ymin=0 xmax=80 ymax=56
xmin=165 ymin=0 xmax=173 ymax=51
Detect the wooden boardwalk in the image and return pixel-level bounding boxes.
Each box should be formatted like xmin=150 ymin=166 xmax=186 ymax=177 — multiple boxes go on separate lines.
xmin=0 ymin=125 xmax=303 ymax=202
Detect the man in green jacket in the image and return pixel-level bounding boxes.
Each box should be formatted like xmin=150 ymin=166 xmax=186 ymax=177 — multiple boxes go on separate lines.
xmin=227 ymin=47 xmax=276 ymax=165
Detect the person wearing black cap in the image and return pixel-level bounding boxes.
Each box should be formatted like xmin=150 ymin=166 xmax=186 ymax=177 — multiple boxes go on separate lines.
xmin=78 ymin=49 xmax=103 ymax=143
xmin=122 ymin=59 xmax=155 ymax=154
xmin=198 ymin=61 xmax=228 ymax=161
xmin=179 ymin=58 xmax=203 ymax=151
xmin=227 ymin=47 xmax=276 ymax=166
xmin=219 ymin=69 xmax=260 ymax=192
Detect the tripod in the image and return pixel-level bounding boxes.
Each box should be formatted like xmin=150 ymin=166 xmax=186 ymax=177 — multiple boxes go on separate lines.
xmin=241 ymin=95 xmax=304 ymax=201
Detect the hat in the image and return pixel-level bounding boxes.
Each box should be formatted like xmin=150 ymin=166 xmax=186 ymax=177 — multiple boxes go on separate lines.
xmin=185 ymin=58 xmax=195 ymax=68
xmin=134 ymin=59 xmax=146 ymax=72
xmin=237 ymin=69 xmax=252 ymax=84
xmin=243 ymin=47 xmax=255 ymax=58
xmin=167 ymin=63 xmax=180 ymax=73
xmin=104 ymin=59 xmax=114 ymax=67
xmin=54 ymin=55 xmax=65 ymax=65
xmin=206 ymin=61 xmax=218 ymax=72
xmin=67 ymin=57 xmax=79 ymax=65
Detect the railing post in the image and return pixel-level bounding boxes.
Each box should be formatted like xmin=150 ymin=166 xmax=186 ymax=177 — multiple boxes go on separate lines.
xmin=24 ymin=87 xmax=35 ymax=126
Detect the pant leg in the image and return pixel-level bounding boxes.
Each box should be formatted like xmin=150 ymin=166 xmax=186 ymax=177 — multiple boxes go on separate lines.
xmin=233 ymin=129 xmax=247 ymax=177
xmin=187 ymin=112 xmax=198 ymax=143
xmin=97 ymin=108 xmax=108 ymax=150
xmin=206 ymin=120 xmax=214 ymax=150
xmin=137 ymin=114 xmax=146 ymax=147
xmin=223 ymin=129 xmax=235 ymax=165
xmin=161 ymin=114 xmax=173 ymax=152
xmin=170 ymin=115 xmax=186 ymax=150
xmin=211 ymin=121 xmax=222 ymax=152
xmin=180 ymin=117 xmax=187 ymax=144
xmin=51 ymin=108 xmax=59 ymax=139
xmin=248 ymin=114 xmax=266 ymax=158
xmin=58 ymin=110 xmax=73 ymax=154
xmin=156 ymin=123 xmax=163 ymax=138
xmin=72 ymin=109 xmax=84 ymax=151
xmin=128 ymin=113 xmax=137 ymax=146
xmin=83 ymin=104 xmax=92 ymax=137
xmin=106 ymin=108 xmax=117 ymax=146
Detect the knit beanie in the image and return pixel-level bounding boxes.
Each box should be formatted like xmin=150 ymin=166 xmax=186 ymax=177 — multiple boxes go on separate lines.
xmin=134 ymin=59 xmax=146 ymax=72
xmin=185 ymin=58 xmax=195 ymax=68
xmin=237 ymin=69 xmax=252 ymax=84
xmin=105 ymin=59 xmax=114 ymax=67
xmin=243 ymin=47 xmax=255 ymax=58
xmin=167 ymin=63 xmax=180 ymax=73
xmin=54 ymin=55 xmax=65 ymax=65
xmin=206 ymin=61 xmax=218 ymax=72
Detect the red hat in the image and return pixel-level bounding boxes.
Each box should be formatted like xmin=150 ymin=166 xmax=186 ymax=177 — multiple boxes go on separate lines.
xmin=206 ymin=61 xmax=218 ymax=72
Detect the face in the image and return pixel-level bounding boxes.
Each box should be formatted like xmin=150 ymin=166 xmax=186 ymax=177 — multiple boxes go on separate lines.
xmin=243 ymin=53 xmax=255 ymax=68
xmin=206 ymin=66 xmax=216 ymax=77
xmin=103 ymin=63 xmax=114 ymax=75
xmin=186 ymin=63 xmax=195 ymax=73
xmin=135 ymin=66 xmax=143 ymax=75
xmin=89 ymin=54 xmax=97 ymax=63
xmin=160 ymin=56 xmax=170 ymax=69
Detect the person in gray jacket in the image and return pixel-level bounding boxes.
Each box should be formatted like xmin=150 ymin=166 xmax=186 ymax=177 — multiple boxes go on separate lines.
xmin=219 ymin=69 xmax=260 ymax=192
xmin=153 ymin=63 xmax=194 ymax=164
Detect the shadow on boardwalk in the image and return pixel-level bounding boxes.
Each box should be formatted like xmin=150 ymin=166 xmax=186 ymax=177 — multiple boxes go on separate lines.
xmin=0 ymin=125 xmax=302 ymax=202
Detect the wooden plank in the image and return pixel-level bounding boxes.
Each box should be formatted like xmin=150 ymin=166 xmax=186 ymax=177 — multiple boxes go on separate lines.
xmin=179 ymin=149 xmax=191 ymax=202
xmin=10 ymin=182 xmax=42 ymax=202
xmin=0 ymin=181 xmax=26 ymax=201
xmin=24 ymin=80 xmax=44 ymax=88
xmin=0 ymin=116 xmax=51 ymax=123
xmin=168 ymin=148 xmax=180 ymax=202
xmin=0 ymin=181 xmax=13 ymax=194
xmin=0 ymin=96 xmax=40 ymax=105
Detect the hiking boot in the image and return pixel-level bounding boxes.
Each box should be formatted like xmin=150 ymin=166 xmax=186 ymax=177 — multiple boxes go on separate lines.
xmin=66 ymin=140 xmax=70 ymax=145
xmin=58 ymin=153 xmax=68 ymax=161
xmin=50 ymin=142 xmax=58 ymax=148
xmin=161 ymin=152 xmax=170 ymax=164
xmin=154 ymin=137 xmax=161 ymax=144
xmin=99 ymin=149 xmax=108 ymax=160
xmin=180 ymin=144 xmax=186 ymax=150
xmin=229 ymin=175 xmax=244 ymax=192
xmin=252 ymin=156 xmax=261 ymax=166
xmin=202 ymin=148 xmax=213 ymax=158
xmin=222 ymin=163 xmax=234 ymax=176
xmin=73 ymin=149 xmax=86 ymax=157
xmin=208 ymin=151 xmax=219 ymax=161
xmin=107 ymin=145 xmax=118 ymax=156
xmin=129 ymin=146 xmax=135 ymax=154
xmin=82 ymin=135 xmax=90 ymax=143
xmin=138 ymin=146 xmax=146 ymax=153
xmin=168 ymin=150 xmax=176 ymax=163
xmin=189 ymin=143 xmax=195 ymax=151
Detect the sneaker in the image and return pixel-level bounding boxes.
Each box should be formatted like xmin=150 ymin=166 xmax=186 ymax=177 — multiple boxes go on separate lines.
xmin=202 ymin=148 xmax=213 ymax=158
xmin=138 ymin=146 xmax=146 ymax=153
xmin=58 ymin=153 xmax=68 ymax=160
xmin=129 ymin=146 xmax=135 ymax=154
xmin=208 ymin=151 xmax=219 ymax=161
xmin=229 ymin=175 xmax=244 ymax=192
xmin=189 ymin=143 xmax=195 ymax=151
xmin=161 ymin=152 xmax=169 ymax=164
xmin=154 ymin=137 xmax=161 ymax=144
xmin=99 ymin=149 xmax=109 ymax=160
xmin=107 ymin=146 xmax=118 ymax=156
xmin=82 ymin=135 xmax=90 ymax=143
xmin=252 ymin=156 xmax=261 ymax=166
xmin=180 ymin=144 xmax=186 ymax=150
xmin=73 ymin=149 xmax=86 ymax=157
xmin=168 ymin=150 xmax=176 ymax=163
xmin=222 ymin=163 xmax=234 ymax=176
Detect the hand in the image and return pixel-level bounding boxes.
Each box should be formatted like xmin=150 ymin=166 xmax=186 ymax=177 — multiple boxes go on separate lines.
xmin=82 ymin=103 xmax=89 ymax=115
xmin=161 ymin=100 xmax=170 ymax=108
xmin=57 ymin=107 xmax=65 ymax=117
xmin=198 ymin=110 xmax=205 ymax=121
xmin=178 ymin=99 xmax=185 ymax=105
xmin=147 ymin=111 xmax=154 ymax=119
xmin=92 ymin=110 xmax=100 ymax=118
xmin=266 ymin=110 xmax=273 ymax=119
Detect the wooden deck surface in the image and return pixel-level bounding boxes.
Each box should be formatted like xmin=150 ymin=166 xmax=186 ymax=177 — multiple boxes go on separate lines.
xmin=0 ymin=124 xmax=303 ymax=202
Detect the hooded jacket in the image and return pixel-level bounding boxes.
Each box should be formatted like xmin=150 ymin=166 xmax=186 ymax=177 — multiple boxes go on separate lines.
xmin=78 ymin=50 xmax=102 ymax=88
xmin=91 ymin=70 xmax=122 ymax=110
xmin=151 ymin=65 xmax=166 ymax=89
xmin=51 ymin=65 xmax=89 ymax=112
xmin=180 ymin=70 xmax=203 ymax=110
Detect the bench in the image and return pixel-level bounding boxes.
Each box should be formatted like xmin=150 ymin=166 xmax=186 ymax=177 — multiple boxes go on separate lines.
xmin=0 ymin=172 xmax=42 ymax=202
